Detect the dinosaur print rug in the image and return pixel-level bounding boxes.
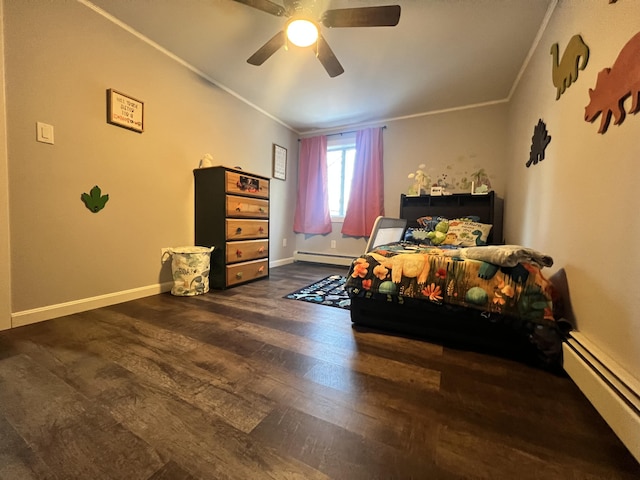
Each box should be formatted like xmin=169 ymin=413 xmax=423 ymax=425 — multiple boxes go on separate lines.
xmin=284 ymin=274 xmax=350 ymax=310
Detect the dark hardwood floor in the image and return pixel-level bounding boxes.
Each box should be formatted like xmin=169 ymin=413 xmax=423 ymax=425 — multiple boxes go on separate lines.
xmin=0 ymin=262 xmax=638 ymax=479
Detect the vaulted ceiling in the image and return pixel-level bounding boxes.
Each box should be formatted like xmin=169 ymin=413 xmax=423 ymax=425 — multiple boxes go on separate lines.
xmin=87 ymin=0 xmax=554 ymax=134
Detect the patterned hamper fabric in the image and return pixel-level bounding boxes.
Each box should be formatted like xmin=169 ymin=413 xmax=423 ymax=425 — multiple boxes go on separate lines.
xmin=165 ymin=246 xmax=214 ymax=296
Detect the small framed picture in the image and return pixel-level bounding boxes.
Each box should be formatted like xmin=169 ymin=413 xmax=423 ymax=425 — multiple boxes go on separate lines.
xmin=273 ymin=144 xmax=287 ymax=180
xmin=106 ymin=89 xmax=144 ymax=133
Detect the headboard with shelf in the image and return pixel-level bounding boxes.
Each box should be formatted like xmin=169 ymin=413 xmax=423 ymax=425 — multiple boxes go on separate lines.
xmin=400 ymin=192 xmax=504 ymax=244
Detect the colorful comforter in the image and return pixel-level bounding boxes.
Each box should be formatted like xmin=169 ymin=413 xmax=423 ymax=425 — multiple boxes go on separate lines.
xmin=346 ymin=243 xmax=556 ymax=324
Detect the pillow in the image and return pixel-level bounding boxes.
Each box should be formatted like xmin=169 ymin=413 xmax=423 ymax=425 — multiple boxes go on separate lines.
xmin=442 ymin=220 xmax=493 ymax=246
xmin=404 ymin=227 xmax=431 ymax=243
xmin=416 ymin=216 xmax=443 ymax=231
xmin=410 ymin=216 xmax=486 ymax=245
xmin=417 ymin=215 xmax=481 ymax=230
xmin=413 ymin=215 xmax=484 ymax=245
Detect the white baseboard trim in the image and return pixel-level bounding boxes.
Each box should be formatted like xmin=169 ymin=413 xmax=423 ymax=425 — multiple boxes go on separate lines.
xmin=563 ymin=333 xmax=640 ymax=463
xmin=293 ymin=251 xmax=355 ymax=267
xmin=11 ymin=281 xmax=174 ymax=328
xmin=10 ymin=257 xmax=311 ymax=329
xmin=270 ymin=256 xmax=294 ymax=268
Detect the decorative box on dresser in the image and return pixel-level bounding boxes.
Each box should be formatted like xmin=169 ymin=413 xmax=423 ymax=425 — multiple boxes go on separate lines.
xmin=194 ymin=166 xmax=270 ymax=289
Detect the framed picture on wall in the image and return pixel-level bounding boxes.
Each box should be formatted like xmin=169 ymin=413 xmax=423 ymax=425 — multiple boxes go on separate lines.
xmin=273 ymin=144 xmax=287 ymax=180
xmin=106 ymin=89 xmax=144 ymax=133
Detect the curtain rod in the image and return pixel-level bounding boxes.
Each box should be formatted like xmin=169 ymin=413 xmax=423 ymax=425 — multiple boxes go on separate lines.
xmin=326 ymin=125 xmax=387 ymax=137
xmin=298 ymin=125 xmax=387 ymax=141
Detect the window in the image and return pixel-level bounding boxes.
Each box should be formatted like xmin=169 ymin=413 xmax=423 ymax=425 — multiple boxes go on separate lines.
xmin=327 ymin=134 xmax=356 ymax=220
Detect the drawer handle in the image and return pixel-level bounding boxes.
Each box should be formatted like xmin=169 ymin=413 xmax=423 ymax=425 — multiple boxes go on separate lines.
xmin=236 ymin=271 xmax=243 ymax=279
xmin=236 ymin=227 xmax=242 ymax=235
xmin=258 ymin=266 xmax=265 ymax=273
xmin=236 ymin=249 xmax=242 ymax=258
xmin=258 ymin=226 xmax=264 ymax=234
xmin=258 ymin=207 xmax=265 ymax=213
xmin=235 ymin=203 xmax=242 ymax=212
xmin=258 ymin=246 xmax=265 ymax=254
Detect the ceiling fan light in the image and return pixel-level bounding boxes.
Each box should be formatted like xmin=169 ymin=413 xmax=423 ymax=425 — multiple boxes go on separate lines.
xmin=286 ymin=19 xmax=318 ymax=48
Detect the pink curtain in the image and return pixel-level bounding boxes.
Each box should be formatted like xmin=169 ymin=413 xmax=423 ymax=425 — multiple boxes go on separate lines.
xmin=293 ymin=135 xmax=332 ymax=234
xmin=341 ymin=127 xmax=385 ymax=236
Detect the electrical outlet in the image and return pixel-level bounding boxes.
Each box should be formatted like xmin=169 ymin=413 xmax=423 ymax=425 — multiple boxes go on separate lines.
xmin=330 ymin=240 xmax=337 ymax=249
xmin=282 ymin=238 xmax=287 ymax=247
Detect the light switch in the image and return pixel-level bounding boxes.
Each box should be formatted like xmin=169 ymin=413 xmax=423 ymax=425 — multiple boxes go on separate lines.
xmin=36 ymin=122 xmax=54 ymax=144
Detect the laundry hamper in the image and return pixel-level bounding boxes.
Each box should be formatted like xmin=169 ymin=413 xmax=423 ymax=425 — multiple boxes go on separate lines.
xmin=163 ymin=246 xmax=214 ymax=296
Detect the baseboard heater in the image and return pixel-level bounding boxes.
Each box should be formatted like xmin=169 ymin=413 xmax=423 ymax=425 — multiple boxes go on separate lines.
xmin=293 ymin=251 xmax=355 ymax=267
xmin=563 ymin=332 xmax=640 ymax=463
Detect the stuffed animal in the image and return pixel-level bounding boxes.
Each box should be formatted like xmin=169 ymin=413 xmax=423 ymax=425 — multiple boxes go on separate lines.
xmin=427 ymin=230 xmax=446 ymax=245
xmin=369 ymin=252 xmax=431 ymax=284
xmin=426 ymin=220 xmax=449 ymax=245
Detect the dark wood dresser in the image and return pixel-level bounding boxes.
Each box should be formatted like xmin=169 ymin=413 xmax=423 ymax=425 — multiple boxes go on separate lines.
xmin=194 ymin=166 xmax=270 ymax=288
xmin=400 ymin=191 xmax=504 ymax=244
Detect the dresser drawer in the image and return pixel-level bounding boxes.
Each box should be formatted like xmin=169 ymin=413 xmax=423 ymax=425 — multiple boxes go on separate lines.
xmin=226 ymin=171 xmax=269 ymax=199
xmin=226 ymin=219 xmax=269 ymax=240
xmin=226 ymin=259 xmax=269 ymax=286
xmin=226 ymin=195 xmax=269 ymax=218
xmin=226 ymin=239 xmax=268 ymax=264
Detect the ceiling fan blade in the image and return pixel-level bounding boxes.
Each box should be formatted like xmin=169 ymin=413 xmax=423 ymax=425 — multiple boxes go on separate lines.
xmin=247 ymin=30 xmax=286 ymax=65
xmin=322 ymin=5 xmax=401 ymax=28
xmin=233 ymin=0 xmax=287 ymax=17
xmin=282 ymin=0 xmax=299 ymax=14
xmin=316 ymin=34 xmax=344 ymax=78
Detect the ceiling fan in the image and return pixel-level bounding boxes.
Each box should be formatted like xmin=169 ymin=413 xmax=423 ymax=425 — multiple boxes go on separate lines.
xmin=232 ymin=0 xmax=401 ymax=77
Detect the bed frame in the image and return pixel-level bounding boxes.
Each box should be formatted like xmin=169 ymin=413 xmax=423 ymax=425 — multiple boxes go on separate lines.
xmin=400 ymin=191 xmax=504 ymax=244
xmin=350 ymin=294 xmax=560 ymax=367
xmin=350 ymin=192 xmax=564 ymax=369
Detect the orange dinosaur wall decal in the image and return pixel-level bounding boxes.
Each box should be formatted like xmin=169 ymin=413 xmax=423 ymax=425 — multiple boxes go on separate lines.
xmin=550 ymin=35 xmax=590 ymax=100
xmin=584 ymin=31 xmax=640 ymax=134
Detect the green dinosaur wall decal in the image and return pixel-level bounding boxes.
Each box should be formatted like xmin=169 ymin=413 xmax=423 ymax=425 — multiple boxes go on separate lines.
xmin=81 ymin=185 xmax=109 ymax=213
xmin=550 ymin=34 xmax=590 ymax=100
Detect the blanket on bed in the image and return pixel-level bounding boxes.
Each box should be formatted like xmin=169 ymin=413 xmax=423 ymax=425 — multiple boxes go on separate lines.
xmin=346 ymin=242 xmax=556 ymax=324
xmin=442 ymin=244 xmax=553 ymax=268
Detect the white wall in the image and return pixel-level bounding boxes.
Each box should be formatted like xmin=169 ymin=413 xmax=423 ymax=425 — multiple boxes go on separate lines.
xmin=295 ymin=103 xmax=509 ymax=257
xmin=506 ymin=0 xmax=639 ymax=379
xmin=3 ymin=0 xmax=297 ymax=322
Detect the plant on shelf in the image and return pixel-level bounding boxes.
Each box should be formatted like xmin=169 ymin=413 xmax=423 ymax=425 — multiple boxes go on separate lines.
xmin=407 ymin=164 xmax=430 ymax=195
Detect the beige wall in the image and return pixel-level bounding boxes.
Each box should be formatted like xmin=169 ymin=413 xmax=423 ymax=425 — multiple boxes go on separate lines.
xmin=506 ymin=0 xmax=639 ymax=378
xmin=383 ymin=103 xmax=509 ymax=217
xmin=3 ymin=0 xmax=297 ymax=319
xmin=0 ymin=0 xmax=11 ymax=330
xmin=295 ymin=103 xmax=509 ymax=257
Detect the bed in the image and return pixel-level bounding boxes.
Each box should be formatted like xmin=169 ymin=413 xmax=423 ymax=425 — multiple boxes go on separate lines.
xmin=345 ymin=193 xmax=570 ymax=370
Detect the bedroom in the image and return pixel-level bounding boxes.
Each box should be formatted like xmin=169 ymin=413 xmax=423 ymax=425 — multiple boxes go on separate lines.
xmin=0 ymin=0 xmax=638 ymax=475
